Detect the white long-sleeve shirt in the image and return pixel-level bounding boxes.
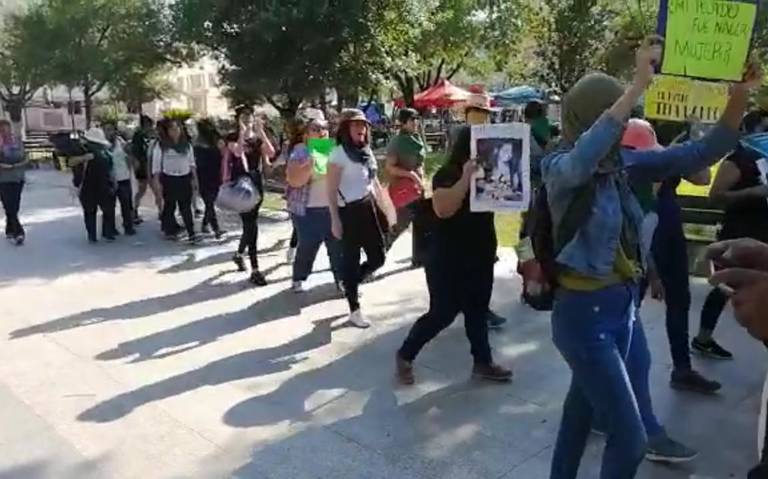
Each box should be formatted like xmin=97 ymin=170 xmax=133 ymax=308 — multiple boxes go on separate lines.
xmin=151 ymin=143 xmax=195 ymax=176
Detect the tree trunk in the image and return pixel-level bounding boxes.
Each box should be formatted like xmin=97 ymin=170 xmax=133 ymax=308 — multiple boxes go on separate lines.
xmin=83 ymin=82 xmax=93 ymax=129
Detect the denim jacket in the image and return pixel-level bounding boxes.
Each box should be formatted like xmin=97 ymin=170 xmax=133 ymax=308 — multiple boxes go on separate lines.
xmin=541 ymin=114 xmax=739 ymax=278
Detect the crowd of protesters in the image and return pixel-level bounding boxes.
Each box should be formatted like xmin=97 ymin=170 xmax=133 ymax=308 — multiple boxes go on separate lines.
xmin=4 ymin=36 xmax=768 ymax=479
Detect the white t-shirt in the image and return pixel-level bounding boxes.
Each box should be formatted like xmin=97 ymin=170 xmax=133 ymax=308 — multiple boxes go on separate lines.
xmin=151 ymin=143 xmax=195 ymax=176
xmin=111 ymin=139 xmax=131 ymax=182
xmin=329 ymin=146 xmax=375 ymax=205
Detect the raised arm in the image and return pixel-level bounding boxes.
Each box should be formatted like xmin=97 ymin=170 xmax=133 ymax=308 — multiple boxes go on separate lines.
xmin=628 ymin=62 xmax=762 ymax=183
xmin=543 ymin=37 xmax=660 ymax=189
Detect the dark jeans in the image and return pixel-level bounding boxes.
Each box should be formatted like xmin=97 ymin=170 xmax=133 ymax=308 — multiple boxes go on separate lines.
xmin=386 ymin=200 xmax=427 ymax=265
xmin=290 ymin=227 xmax=298 ymax=248
xmin=200 ymin=189 xmax=220 ymax=233
xmin=651 ymin=231 xmax=692 ymax=371
xmin=116 ymin=180 xmax=134 ymax=232
xmin=339 ymin=197 xmax=386 ymax=312
xmin=550 ymin=285 xmax=646 ymax=479
xmin=292 ymin=208 xmax=343 ymax=283
xmin=700 ymin=287 xmax=729 ymax=334
xmin=160 ymin=174 xmax=195 ymax=237
xmin=238 ymin=203 xmax=263 ymax=269
xmin=399 ymin=253 xmax=494 ymax=364
xmin=80 ymin=190 xmax=116 ymax=241
xmin=0 ymin=181 xmax=24 ymax=237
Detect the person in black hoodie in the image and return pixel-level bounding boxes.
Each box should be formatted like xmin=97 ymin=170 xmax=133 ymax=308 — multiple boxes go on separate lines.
xmin=194 ymin=118 xmax=226 ymax=239
xmin=70 ymin=128 xmax=117 ymax=243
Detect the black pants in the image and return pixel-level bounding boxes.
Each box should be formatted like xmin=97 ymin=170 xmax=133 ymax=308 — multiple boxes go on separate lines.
xmin=699 ymin=287 xmax=729 ymax=334
xmin=386 ymin=199 xmax=428 ymax=265
xmin=161 ymin=174 xmax=195 ymax=237
xmin=201 ymin=189 xmax=220 ymax=233
xmin=80 ymin=189 xmax=116 ymax=241
xmin=290 ymin=227 xmax=298 ymax=248
xmin=0 ymin=181 xmax=24 ymax=237
xmin=238 ymin=203 xmax=263 ymax=269
xmin=116 ymin=180 xmax=134 ymax=233
xmin=339 ymin=197 xmax=386 ymax=312
xmin=399 ymin=253 xmax=494 ymax=365
xmin=652 ymin=229 xmax=692 ymax=371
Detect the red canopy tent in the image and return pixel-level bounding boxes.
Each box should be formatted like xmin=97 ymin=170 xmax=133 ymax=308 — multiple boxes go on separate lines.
xmin=395 ymin=79 xmax=472 ymax=109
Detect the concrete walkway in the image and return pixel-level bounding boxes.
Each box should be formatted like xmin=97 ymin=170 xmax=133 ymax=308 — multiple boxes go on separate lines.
xmin=0 ymin=169 xmax=765 ymax=479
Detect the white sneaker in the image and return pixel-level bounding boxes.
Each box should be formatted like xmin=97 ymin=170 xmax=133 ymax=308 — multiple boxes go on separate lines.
xmin=286 ymin=247 xmax=297 ymax=264
xmin=348 ymin=310 xmax=371 ymax=329
xmin=291 ymin=281 xmax=304 ymax=293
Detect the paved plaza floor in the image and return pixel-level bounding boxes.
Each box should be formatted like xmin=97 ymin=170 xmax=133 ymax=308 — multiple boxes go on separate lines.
xmin=0 ymin=170 xmax=766 ymax=479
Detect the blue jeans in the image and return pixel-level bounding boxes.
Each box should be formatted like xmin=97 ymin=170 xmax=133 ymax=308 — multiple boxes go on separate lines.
xmin=593 ymin=317 xmax=665 ymax=439
xmin=292 ymin=208 xmax=343 ymax=283
xmin=551 ymin=284 xmax=647 ymax=479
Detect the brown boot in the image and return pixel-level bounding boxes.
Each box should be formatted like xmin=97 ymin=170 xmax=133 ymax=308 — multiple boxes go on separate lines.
xmin=395 ymin=352 xmax=415 ymax=386
xmin=472 ymin=362 xmax=513 ymax=383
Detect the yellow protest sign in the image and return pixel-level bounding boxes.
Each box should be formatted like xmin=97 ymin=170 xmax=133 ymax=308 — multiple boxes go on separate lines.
xmin=659 ymin=0 xmax=758 ymax=81
xmin=645 ymin=75 xmax=729 ymax=123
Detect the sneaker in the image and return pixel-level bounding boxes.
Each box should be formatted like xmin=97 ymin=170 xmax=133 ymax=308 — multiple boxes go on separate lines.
xmin=249 ymin=271 xmax=268 ymax=287
xmin=472 ymin=362 xmax=513 ymax=382
xmin=646 ymin=433 xmax=698 ymax=463
xmin=188 ymin=234 xmax=201 ymax=245
xmin=291 ymin=281 xmax=305 ymax=293
xmin=487 ymin=310 xmax=507 ymax=329
xmin=214 ymin=230 xmax=226 ymax=240
xmin=88 ymin=237 xmax=98 ymax=244
xmin=286 ymin=247 xmax=297 ymax=264
xmin=692 ymin=337 xmax=734 ymax=360
xmin=395 ymin=352 xmax=415 ymax=385
xmin=14 ymin=233 xmax=25 ymax=245
xmin=133 ymin=214 xmax=143 ymax=225
xmin=103 ymin=235 xmax=116 ymax=242
xmin=232 ymin=254 xmax=247 ymax=272
xmin=348 ymin=310 xmax=371 ymax=329
xmin=670 ymin=369 xmax=721 ymax=394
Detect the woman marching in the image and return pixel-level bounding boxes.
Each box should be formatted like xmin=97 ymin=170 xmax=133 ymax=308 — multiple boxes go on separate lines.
xmin=694 ymin=109 xmax=768 ymax=360
xmin=225 ymin=106 xmax=276 ymax=286
xmin=152 ymin=118 xmax=199 ymax=244
xmin=194 ymin=118 xmax=226 ymax=239
xmin=541 ymin=37 xmax=760 ymax=479
xmin=327 ymin=109 xmax=388 ymax=328
xmin=71 ymin=128 xmax=118 ymax=243
xmin=395 ymin=125 xmax=513 ymax=384
xmin=0 ymin=119 xmax=27 ymax=245
xmin=285 ymin=111 xmax=343 ymax=293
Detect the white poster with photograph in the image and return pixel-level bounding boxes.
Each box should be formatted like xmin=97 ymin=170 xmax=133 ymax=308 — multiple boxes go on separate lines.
xmin=470 ymin=123 xmax=531 ymax=212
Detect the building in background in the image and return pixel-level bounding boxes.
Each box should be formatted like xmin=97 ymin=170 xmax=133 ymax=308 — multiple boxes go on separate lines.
xmin=143 ymin=58 xmax=231 ymax=120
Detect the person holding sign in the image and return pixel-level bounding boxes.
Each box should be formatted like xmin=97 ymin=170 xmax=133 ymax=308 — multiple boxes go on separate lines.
xmin=541 ymin=35 xmax=761 ymax=479
xmin=285 ymin=112 xmax=343 ymax=294
xmin=396 ymin=126 xmax=513 ymax=385
xmin=695 ymin=110 xmax=768 ymax=359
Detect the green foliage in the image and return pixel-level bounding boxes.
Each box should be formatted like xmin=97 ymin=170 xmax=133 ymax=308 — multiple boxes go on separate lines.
xmin=39 ymin=0 xmax=180 ymax=126
xmin=109 ymin=66 xmax=173 ymax=114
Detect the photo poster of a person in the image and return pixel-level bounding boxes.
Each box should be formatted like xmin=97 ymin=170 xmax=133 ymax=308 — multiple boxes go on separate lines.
xmin=470 ymin=123 xmax=531 ymax=212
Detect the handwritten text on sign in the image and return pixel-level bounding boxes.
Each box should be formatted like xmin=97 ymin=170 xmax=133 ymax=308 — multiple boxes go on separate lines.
xmin=660 ymin=0 xmax=757 ymax=81
xmin=645 ymin=75 xmax=729 ymax=123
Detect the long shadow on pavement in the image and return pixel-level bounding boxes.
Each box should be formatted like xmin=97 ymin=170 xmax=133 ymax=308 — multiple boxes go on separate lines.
xmin=77 ymin=312 xmax=350 ymax=424
xmin=95 ymin=282 xmax=345 ymax=363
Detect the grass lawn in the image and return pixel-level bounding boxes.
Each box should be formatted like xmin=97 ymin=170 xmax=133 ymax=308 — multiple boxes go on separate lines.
xmin=261 ymin=151 xmax=522 ymax=248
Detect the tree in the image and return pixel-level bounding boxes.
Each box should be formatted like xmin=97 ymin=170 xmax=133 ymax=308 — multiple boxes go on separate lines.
xmin=0 ymin=6 xmax=57 ymax=137
xmin=385 ymin=0 xmax=524 ymax=106
xmin=532 ymin=0 xmax=615 ymax=93
xmin=109 ymin=66 xmax=173 ymax=114
xmin=43 ymin=0 xmax=179 ymax=127
xmin=175 ymin=0 xmax=384 ymax=118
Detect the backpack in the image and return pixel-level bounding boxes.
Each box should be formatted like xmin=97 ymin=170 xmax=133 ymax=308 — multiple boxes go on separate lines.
xmin=519 ymin=182 xmax=596 ymax=311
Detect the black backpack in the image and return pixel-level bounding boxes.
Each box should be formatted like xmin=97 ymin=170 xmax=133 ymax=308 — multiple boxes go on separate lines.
xmin=522 ymin=182 xmax=596 ymax=310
